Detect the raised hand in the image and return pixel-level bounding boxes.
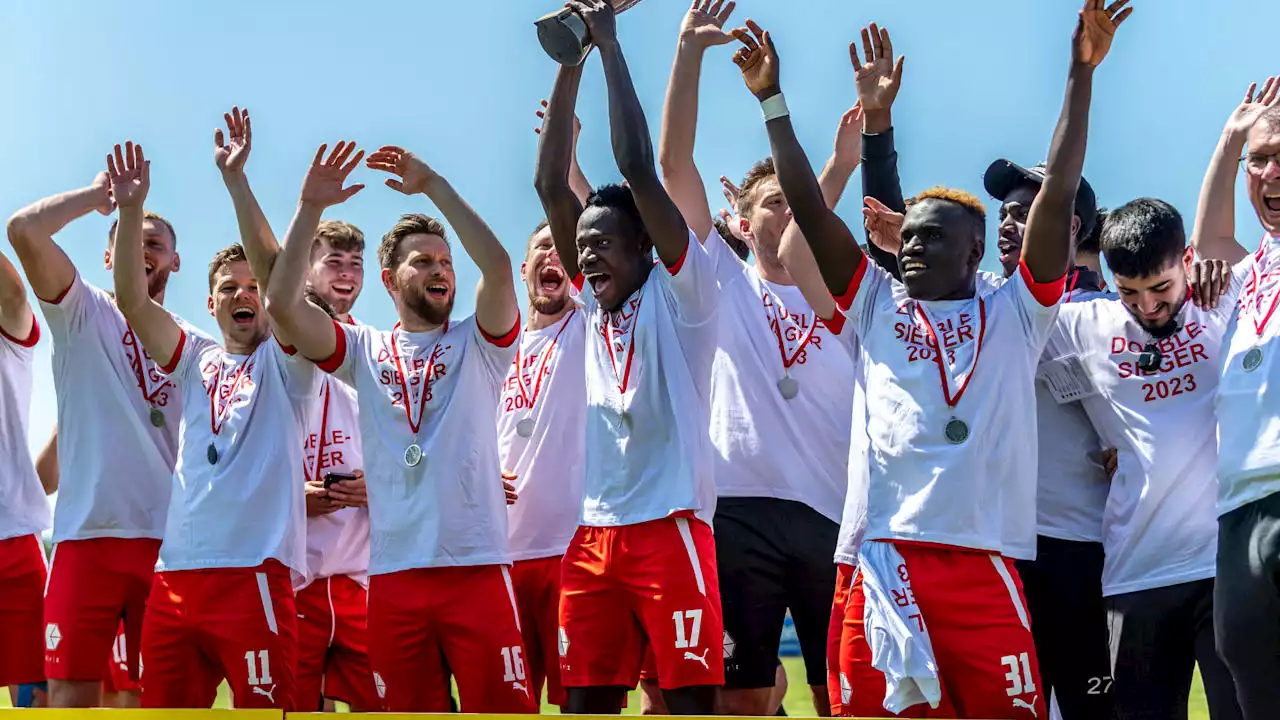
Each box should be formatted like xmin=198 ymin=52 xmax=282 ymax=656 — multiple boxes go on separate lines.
xmin=731 ymin=19 xmax=780 ymax=99
xmin=214 ymin=106 xmax=252 ymax=175
xmin=365 ymin=146 xmax=438 ymax=196
xmin=565 ymin=0 xmax=618 ymax=48
xmin=1074 ymin=0 xmax=1133 ymax=67
xmin=535 ymin=99 xmax=582 ymax=140
xmin=1225 ymin=77 xmax=1280 ymax=137
xmin=850 ymin=23 xmax=904 ymax=112
xmin=721 ymin=175 xmax=741 ymax=210
xmin=89 ymin=171 xmax=116 ymax=215
xmin=106 ymin=142 xmax=149 ymax=209
xmin=832 ymin=103 xmax=865 ymax=170
xmin=680 ymin=0 xmax=737 ymax=48
xmin=299 ymin=141 xmax=365 ymax=208
xmin=862 ymin=196 xmax=904 ymax=255
xmin=1188 ymin=257 xmax=1234 ymax=309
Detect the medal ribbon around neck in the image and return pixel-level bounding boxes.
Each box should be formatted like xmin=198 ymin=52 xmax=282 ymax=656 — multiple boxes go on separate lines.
xmin=208 ymin=352 xmax=255 ymax=438
xmin=913 ymin=298 xmax=988 ymax=413
xmin=767 ymin=293 xmax=820 ymax=374
xmin=389 ymin=321 xmax=450 ymax=438
xmin=1246 ymin=241 xmax=1280 ymax=340
xmin=123 ymin=323 xmax=173 ymax=408
xmin=309 ymin=382 xmax=334 ymax=483
xmin=600 ymin=287 xmax=644 ymax=394
xmin=514 ymin=308 xmax=577 ymax=411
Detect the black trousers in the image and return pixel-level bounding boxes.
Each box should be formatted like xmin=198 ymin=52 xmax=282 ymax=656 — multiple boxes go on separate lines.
xmin=1216 ymin=490 xmax=1280 ymax=720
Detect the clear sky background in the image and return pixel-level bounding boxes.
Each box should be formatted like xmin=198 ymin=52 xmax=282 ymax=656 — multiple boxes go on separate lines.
xmin=4 ymin=0 xmax=1277 ymax=494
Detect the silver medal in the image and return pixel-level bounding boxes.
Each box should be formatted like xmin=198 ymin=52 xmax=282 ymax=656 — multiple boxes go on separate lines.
xmin=149 ymin=407 xmax=165 ymax=428
xmin=944 ymin=418 xmax=970 ymax=445
xmin=1244 ymin=347 xmax=1265 ymax=373
xmin=516 ymin=417 xmax=535 ymax=438
xmin=777 ymin=375 xmax=800 ymax=400
xmin=404 ymin=443 xmax=424 ymax=468
xmin=206 ymin=443 xmax=219 ymax=465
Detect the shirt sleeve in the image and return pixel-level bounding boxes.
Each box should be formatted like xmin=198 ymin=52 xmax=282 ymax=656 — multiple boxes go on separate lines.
xmin=1043 ymin=302 xmax=1085 ymax=359
xmin=999 ymin=262 xmax=1063 ymax=351
xmin=828 ymin=253 xmax=891 ymax=342
xmin=0 ymin=313 xmax=40 ymax=351
xmin=273 ymin=338 xmax=322 ymax=400
xmin=37 ymin=274 xmax=106 ymax=346
xmin=1215 ymin=254 xmax=1255 ymax=324
xmin=168 ymin=328 xmax=218 ymax=385
xmin=658 ymin=228 xmax=719 ymax=327
xmin=701 ymin=225 xmax=750 ymax=287
xmin=314 ymin=319 xmax=360 ymax=388
xmin=469 ymin=315 xmax=520 ymax=384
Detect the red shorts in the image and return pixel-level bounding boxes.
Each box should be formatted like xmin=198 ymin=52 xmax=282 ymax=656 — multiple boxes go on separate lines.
xmin=103 ymin=621 xmax=141 ymax=694
xmin=560 ymin=513 xmax=724 ymax=690
xmin=367 ymin=564 xmax=537 ymax=714
xmin=827 ymin=562 xmax=855 ymax=716
xmin=0 ymin=534 xmax=47 ymax=686
xmin=837 ymin=543 xmax=1045 ymax=719
xmin=510 ymin=555 xmax=566 ymax=708
xmin=141 ymin=561 xmax=297 ymax=711
xmin=295 ymin=575 xmax=378 ymax=711
xmin=44 ymin=537 xmax=159 ymax=683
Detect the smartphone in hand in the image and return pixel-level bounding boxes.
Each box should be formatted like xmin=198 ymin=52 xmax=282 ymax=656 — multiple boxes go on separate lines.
xmin=323 ymin=472 xmax=358 ymax=490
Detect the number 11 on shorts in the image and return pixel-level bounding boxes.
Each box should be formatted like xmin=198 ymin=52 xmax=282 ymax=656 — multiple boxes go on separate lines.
xmin=672 ymin=609 xmax=703 ymax=648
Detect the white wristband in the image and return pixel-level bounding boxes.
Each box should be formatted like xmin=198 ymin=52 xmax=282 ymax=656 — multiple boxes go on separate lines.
xmin=761 ymin=93 xmax=789 ymax=122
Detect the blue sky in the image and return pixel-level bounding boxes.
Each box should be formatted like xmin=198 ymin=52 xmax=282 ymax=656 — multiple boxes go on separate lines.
xmin=5 ymin=0 xmax=1278 ymax=470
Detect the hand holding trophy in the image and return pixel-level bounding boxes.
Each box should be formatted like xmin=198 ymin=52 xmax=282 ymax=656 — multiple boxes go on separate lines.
xmin=535 ymin=0 xmax=644 ymax=65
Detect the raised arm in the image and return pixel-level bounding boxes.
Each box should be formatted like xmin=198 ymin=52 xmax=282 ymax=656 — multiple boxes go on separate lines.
xmin=731 ymin=20 xmax=865 ymax=296
xmin=109 ymin=142 xmax=182 ymax=365
xmin=1023 ymin=0 xmax=1132 ymax=283
xmin=535 ymin=63 xmax=587 ymax=280
xmin=366 ymin=147 xmax=518 ymax=338
xmin=851 ymin=23 xmax=906 ymax=277
xmin=658 ymin=0 xmax=737 ymax=244
xmin=536 ymin=100 xmax=593 ymax=205
xmin=0 ymin=251 xmax=33 ymax=342
xmin=35 ymin=425 xmax=58 ymax=495
xmin=215 ymin=107 xmax=281 ymax=296
xmin=6 ymin=173 xmax=115 ymax=302
xmin=569 ymin=0 xmax=691 ymax=268
xmin=265 ymin=142 xmax=365 ymax=363
xmin=1190 ymin=78 xmax=1279 ymax=264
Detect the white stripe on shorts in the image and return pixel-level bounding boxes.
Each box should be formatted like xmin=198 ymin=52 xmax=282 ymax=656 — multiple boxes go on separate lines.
xmin=256 ymin=572 xmax=279 ymax=636
xmin=675 ymin=518 xmax=707 ymax=596
xmin=990 ymin=555 xmax=1031 ymax=631
xmin=43 ymin=544 xmax=57 ymax=597
xmin=501 ymin=566 xmax=522 ymax=632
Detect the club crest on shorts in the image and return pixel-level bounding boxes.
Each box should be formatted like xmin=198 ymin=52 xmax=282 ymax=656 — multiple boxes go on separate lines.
xmin=558 ymin=626 xmax=570 ymax=657
xmin=723 ymin=630 xmax=736 ymax=659
xmin=44 ymin=623 xmax=62 ymax=651
xmin=373 ymin=672 xmax=386 ymax=699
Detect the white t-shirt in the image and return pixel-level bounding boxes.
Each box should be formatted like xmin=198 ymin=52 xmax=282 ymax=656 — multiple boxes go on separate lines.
xmin=834 ymin=348 xmax=868 ymax=566
xmin=39 ymin=275 xmax=186 ymax=542
xmin=157 ymin=334 xmax=316 ymax=577
xmin=1034 ymin=285 xmax=1112 ymax=543
xmin=324 ymin=315 xmax=517 ymax=575
xmin=830 ymin=259 xmax=1060 ymax=560
xmin=705 ymin=234 xmax=854 ymax=522
xmin=301 ymin=374 xmax=369 ymax=587
xmin=497 ymin=310 xmax=587 ymax=561
xmin=1048 ymin=278 xmax=1243 ymax=596
xmin=0 ymin=316 xmax=50 ymax=541
xmin=1217 ymin=234 xmax=1280 ymax=515
xmin=575 ymin=230 xmax=720 ymax=526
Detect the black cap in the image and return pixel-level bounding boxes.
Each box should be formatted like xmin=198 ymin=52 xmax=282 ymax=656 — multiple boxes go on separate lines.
xmin=983 ymin=159 xmax=1098 ymax=241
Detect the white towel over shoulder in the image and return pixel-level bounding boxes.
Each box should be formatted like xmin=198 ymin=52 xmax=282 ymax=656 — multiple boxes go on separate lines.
xmin=857 ymin=540 xmax=942 ymax=714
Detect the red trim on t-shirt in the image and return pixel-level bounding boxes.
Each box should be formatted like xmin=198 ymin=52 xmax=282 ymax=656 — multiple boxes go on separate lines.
xmin=314 ymin=319 xmax=349 ymax=375
xmin=571 ymin=273 xmax=585 ymax=293
xmin=819 ymin=310 xmax=846 ymax=336
xmin=0 ymin=314 xmax=40 ymax=347
xmin=279 ymin=342 xmax=298 ymax=356
xmin=160 ymin=331 xmax=187 ymax=375
xmin=833 ymin=255 xmax=870 ymax=312
xmin=38 ymin=278 xmax=75 ymax=305
xmin=664 ymin=243 xmax=690 ymax=275
xmin=480 ymin=312 xmax=522 ymax=348
xmin=1019 ymin=260 xmax=1067 ymax=307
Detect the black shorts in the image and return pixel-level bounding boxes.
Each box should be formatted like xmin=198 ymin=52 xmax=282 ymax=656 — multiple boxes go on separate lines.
xmin=714 ymin=496 xmax=838 ymax=689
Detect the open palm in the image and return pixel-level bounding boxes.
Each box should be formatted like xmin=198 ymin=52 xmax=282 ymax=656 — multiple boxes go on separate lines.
xmin=681 ymin=0 xmax=736 ymax=48
xmin=1074 ymin=0 xmax=1133 ymax=67
xmin=366 ymin=146 xmax=436 ymax=195
xmin=214 ymin=106 xmax=252 ymax=173
xmin=1227 ymin=77 xmax=1280 ymax=136
xmin=106 ymin=142 xmax=149 ymax=208
xmin=300 ymin=141 xmax=365 ymax=208
xmin=851 ymin=23 xmax=903 ymax=112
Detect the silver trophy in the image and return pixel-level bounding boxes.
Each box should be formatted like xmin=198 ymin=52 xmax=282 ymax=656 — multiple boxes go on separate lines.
xmin=535 ymin=0 xmax=645 ymax=66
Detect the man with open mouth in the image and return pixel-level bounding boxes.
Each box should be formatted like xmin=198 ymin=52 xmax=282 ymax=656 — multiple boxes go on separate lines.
xmin=1187 ymin=75 xmax=1280 ymax=719
xmin=109 ymin=119 xmax=321 ymax=712
xmin=265 ymin=133 xmax=532 ymax=714
xmin=534 ymin=1 xmax=722 ymax=715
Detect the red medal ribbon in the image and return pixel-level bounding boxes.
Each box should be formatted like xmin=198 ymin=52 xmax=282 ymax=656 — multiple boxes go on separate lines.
xmin=389 ymin=321 xmax=450 ymax=437
xmin=1247 ymin=240 xmax=1280 ymax=339
xmin=913 ymin=298 xmax=988 ymax=411
xmin=208 ymin=351 xmax=255 ymax=438
xmin=309 ymin=382 xmax=333 ymax=483
xmin=600 ymin=288 xmax=644 ymax=394
xmin=123 ymin=322 xmax=173 ymax=407
xmin=513 ymin=308 xmax=577 ymax=410
xmin=767 ymin=293 xmax=819 ymax=373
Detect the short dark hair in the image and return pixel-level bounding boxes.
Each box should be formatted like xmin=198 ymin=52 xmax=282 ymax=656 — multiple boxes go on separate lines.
xmin=378 ymin=213 xmax=448 ymax=270
xmin=527 ymin=219 xmax=551 ymax=256
xmin=109 ymin=210 xmax=177 ymax=249
xmin=1101 ymin=199 xmax=1186 ymax=278
xmin=1078 ymin=207 xmax=1107 ymax=257
xmin=207 ymin=243 xmax=248 ymax=291
xmin=738 ymin=157 xmax=776 ymax=217
xmin=713 ymin=216 xmax=750 ymax=260
xmin=584 ymin=184 xmax=646 ymax=241
xmin=313 ymin=220 xmax=365 ymax=257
